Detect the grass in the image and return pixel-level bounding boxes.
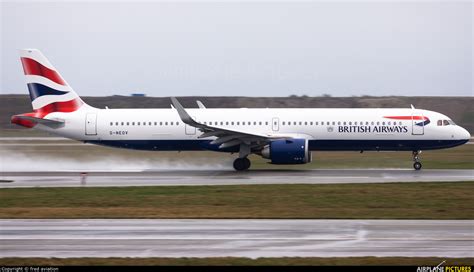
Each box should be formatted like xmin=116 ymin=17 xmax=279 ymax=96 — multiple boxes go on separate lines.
xmin=0 ymin=257 xmax=473 ymax=266
xmin=0 ymin=182 xmax=473 ymax=219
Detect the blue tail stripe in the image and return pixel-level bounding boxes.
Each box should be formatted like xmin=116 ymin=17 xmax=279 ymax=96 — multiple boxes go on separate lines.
xmin=27 ymin=83 xmax=68 ymax=101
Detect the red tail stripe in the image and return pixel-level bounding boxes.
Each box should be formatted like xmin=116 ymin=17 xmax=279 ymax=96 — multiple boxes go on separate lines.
xmin=35 ymin=98 xmax=83 ymax=117
xmin=384 ymin=116 xmax=428 ymax=121
xmin=21 ymin=57 xmax=67 ymax=86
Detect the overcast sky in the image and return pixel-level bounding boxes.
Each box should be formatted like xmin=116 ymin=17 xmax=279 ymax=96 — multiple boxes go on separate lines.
xmin=1 ymin=1 xmax=472 ymax=97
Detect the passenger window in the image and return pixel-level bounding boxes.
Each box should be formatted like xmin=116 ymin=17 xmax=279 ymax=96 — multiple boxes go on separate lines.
xmin=259 ymin=122 xmax=262 ymax=125
xmin=236 ymin=122 xmax=239 ymax=125
xmin=265 ymin=122 xmax=268 ymax=125
xmin=165 ymin=122 xmax=168 ymax=125
xmin=226 ymin=122 xmax=229 ymax=125
xmin=332 ymin=121 xmax=335 ymax=125
xmin=310 ymin=122 xmax=313 ymax=125
xmin=154 ymin=122 xmax=157 ymax=126
xmin=132 ymin=122 xmax=135 ymax=126
xmin=121 ymin=122 xmax=124 ymax=126
xmin=366 ymin=122 xmax=369 ymax=125
xmin=170 ymin=122 xmax=173 ymax=125
xmin=127 ymin=122 xmax=130 ymax=126
xmin=343 ymin=122 xmax=346 ymax=125
xmin=282 ymin=122 xmax=285 ymax=125
xmin=110 ymin=122 xmax=113 ymax=126
xmin=349 ymin=122 xmax=352 ymax=125
xmin=115 ymin=122 xmax=119 ymax=126
xmin=176 ymin=122 xmax=179 ymax=126
xmin=376 ymin=122 xmax=380 ymax=125
xmin=304 ymin=122 xmax=307 ymax=125
xmin=315 ymin=122 xmax=318 ymax=125
xmin=253 ymin=122 xmax=256 ymax=125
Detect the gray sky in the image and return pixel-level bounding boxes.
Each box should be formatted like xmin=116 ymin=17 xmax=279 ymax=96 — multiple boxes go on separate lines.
xmin=1 ymin=1 xmax=472 ymax=97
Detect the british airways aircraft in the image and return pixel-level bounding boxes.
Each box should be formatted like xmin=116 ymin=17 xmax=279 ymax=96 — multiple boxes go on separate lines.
xmin=12 ymin=49 xmax=470 ymax=171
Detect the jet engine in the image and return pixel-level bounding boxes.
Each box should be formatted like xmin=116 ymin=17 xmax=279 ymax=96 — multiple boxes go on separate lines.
xmin=261 ymin=139 xmax=312 ymax=164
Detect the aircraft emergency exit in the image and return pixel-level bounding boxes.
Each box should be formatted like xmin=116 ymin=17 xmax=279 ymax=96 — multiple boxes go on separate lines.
xmin=11 ymin=49 xmax=470 ymax=171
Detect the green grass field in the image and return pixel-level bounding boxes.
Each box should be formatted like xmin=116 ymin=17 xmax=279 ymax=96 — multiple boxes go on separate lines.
xmin=1 ymin=182 xmax=472 ymax=219
xmin=1 ymin=257 xmax=473 ymax=266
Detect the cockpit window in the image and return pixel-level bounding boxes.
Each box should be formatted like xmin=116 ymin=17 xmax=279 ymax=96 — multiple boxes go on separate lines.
xmin=438 ymin=119 xmax=456 ymax=126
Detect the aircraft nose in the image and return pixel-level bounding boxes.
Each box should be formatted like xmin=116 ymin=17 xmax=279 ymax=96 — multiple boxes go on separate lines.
xmin=460 ymin=127 xmax=471 ymax=140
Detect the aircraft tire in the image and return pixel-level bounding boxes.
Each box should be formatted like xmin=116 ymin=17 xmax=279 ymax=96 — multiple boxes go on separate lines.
xmin=413 ymin=162 xmax=422 ymax=170
xmin=234 ymin=158 xmax=250 ymax=171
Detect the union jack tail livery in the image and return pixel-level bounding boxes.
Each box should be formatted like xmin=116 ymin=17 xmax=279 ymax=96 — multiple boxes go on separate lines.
xmin=12 ymin=49 xmax=91 ymax=128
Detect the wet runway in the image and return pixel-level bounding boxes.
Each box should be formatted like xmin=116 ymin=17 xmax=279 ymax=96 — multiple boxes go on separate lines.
xmin=0 ymin=169 xmax=473 ymax=188
xmin=0 ymin=219 xmax=472 ymax=258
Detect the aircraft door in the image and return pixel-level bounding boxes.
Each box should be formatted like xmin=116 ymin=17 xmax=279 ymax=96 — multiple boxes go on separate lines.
xmin=412 ymin=111 xmax=424 ymax=135
xmin=272 ymin=117 xmax=279 ymax=131
xmin=185 ymin=116 xmax=196 ymax=135
xmin=85 ymin=113 xmax=97 ymax=135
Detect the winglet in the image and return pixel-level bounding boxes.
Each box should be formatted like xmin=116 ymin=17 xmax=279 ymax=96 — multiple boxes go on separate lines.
xmin=196 ymin=100 xmax=206 ymax=109
xmin=170 ymin=97 xmax=201 ymax=127
xmin=411 ymin=104 xmax=415 ymax=109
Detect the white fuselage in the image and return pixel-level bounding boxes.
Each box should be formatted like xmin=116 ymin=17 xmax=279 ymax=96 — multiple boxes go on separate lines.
xmin=38 ymin=107 xmax=470 ymax=152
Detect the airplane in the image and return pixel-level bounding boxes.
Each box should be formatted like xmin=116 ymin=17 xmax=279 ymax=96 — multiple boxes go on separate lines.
xmin=11 ymin=49 xmax=471 ymax=171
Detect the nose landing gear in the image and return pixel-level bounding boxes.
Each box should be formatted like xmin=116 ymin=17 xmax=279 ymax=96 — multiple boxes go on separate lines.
xmin=412 ymin=150 xmax=422 ymax=170
xmin=233 ymin=157 xmax=251 ymax=171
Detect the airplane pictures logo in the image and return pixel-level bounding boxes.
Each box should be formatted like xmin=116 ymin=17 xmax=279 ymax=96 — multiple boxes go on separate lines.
xmin=337 ymin=116 xmax=430 ymax=134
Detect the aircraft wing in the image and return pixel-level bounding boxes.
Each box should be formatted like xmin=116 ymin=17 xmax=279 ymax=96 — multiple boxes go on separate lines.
xmin=171 ymin=97 xmax=284 ymax=149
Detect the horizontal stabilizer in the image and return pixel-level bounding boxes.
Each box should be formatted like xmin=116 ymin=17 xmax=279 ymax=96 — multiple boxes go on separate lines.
xmin=11 ymin=114 xmax=64 ymax=128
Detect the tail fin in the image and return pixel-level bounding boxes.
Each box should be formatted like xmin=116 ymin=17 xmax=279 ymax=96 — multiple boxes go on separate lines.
xmin=19 ymin=49 xmax=88 ymax=112
xmin=12 ymin=49 xmax=91 ymax=128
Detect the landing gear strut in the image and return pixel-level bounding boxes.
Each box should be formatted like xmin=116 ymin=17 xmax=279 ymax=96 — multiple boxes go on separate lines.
xmin=412 ymin=150 xmax=422 ymax=170
xmin=233 ymin=157 xmax=251 ymax=171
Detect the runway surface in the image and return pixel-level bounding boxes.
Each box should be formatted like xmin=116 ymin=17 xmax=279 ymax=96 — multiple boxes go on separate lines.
xmin=1 ymin=169 xmax=473 ymax=188
xmin=0 ymin=219 xmax=472 ymax=258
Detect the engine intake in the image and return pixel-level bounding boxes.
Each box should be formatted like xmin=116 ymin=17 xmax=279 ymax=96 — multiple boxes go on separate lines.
xmin=261 ymin=139 xmax=312 ymax=164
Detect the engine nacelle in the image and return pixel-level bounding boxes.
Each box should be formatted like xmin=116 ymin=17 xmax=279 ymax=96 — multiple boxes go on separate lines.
xmin=261 ymin=139 xmax=312 ymax=164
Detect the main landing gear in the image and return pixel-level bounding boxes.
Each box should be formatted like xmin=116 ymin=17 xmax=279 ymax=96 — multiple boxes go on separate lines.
xmin=412 ymin=150 xmax=422 ymax=170
xmin=233 ymin=143 xmax=251 ymax=171
xmin=233 ymin=157 xmax=251 ymax=171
